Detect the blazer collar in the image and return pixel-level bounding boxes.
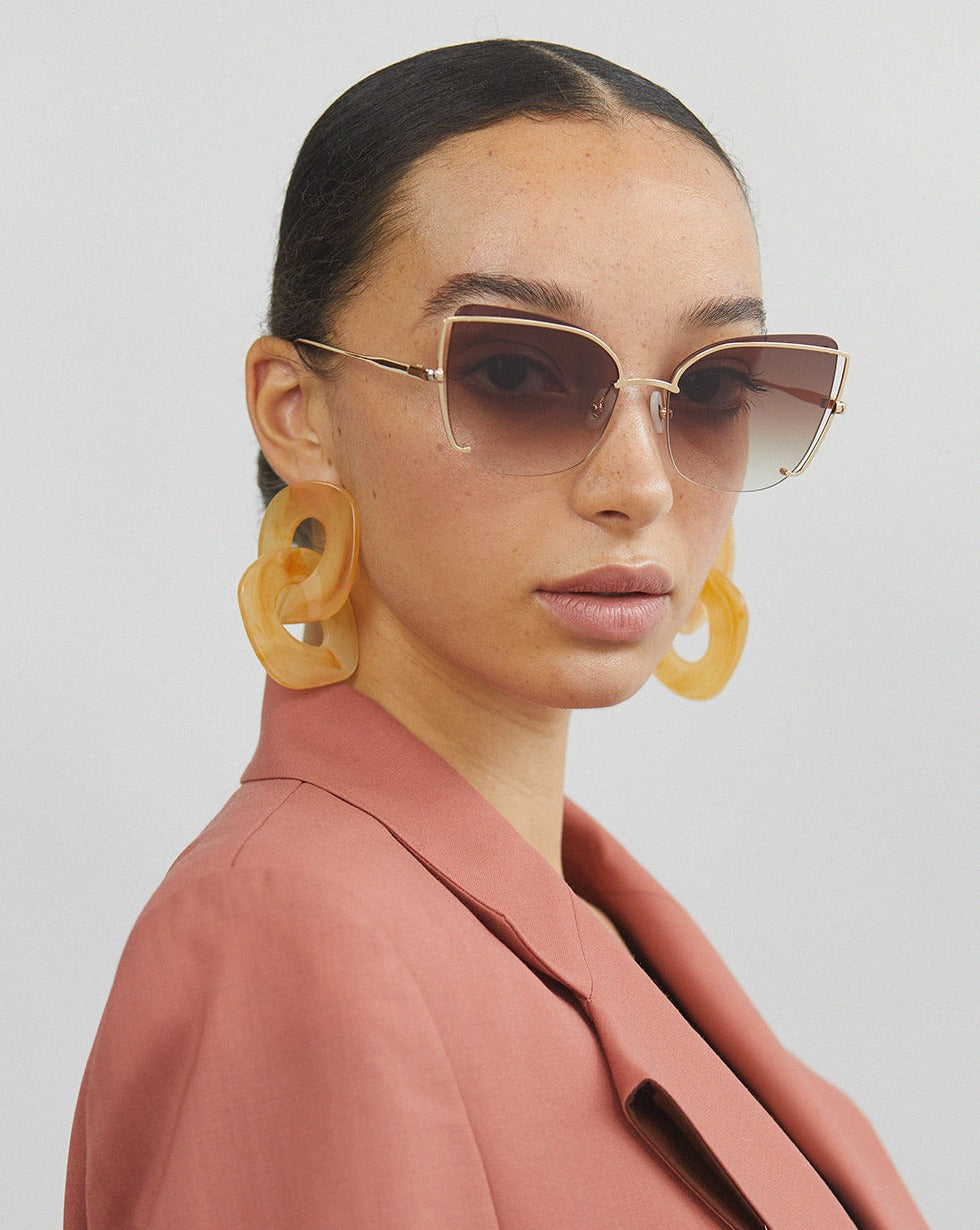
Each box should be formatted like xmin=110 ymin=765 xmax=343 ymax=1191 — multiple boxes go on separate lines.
xmin=242 ymin=681 xmax=921 ymax=1230
xmin=243 ymin=680 xmax=593 ymax=996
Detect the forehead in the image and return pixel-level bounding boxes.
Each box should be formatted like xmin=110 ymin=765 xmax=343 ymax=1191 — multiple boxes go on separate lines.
xmin=368 ymin=115 xmax=760 ymax=336
xmin=409 ymin=112 xmax=744 ymax=199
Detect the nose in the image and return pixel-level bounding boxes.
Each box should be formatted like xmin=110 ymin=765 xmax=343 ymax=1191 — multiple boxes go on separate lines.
xmin=570 ymin=382 xmax=675 ymax=528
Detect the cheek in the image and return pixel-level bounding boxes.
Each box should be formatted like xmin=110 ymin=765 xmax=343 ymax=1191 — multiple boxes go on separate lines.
xmin=331 ymin=373 xmax=535 ymax=579
xmin=327 ymin=383 xmax=460 ymax=578
xmin=675 ymin=488 xmax=739 ymax=610
xmin=345 ymin=437 xmax=525 ymax=631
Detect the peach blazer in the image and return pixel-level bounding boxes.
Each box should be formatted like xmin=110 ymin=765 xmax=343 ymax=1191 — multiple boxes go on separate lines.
xmin=66 ymin=681 xmax=927 ymax=1229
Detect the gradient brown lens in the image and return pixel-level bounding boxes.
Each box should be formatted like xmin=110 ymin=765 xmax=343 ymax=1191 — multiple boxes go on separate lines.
xmin=444 ymin=318 xmax=842 ymax=488
xmin=443 ymin=318 xmax=619 ymax=475
xmin=667 ymin=336 xmax=841 ymax=492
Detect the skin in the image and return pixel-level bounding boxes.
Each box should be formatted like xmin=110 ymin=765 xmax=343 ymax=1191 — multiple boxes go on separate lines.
xmin=247 ymin=113 xmax=763 ymax=876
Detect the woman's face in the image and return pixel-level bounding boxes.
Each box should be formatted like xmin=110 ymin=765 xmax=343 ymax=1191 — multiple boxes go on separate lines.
xmin=307 ymin=115 xmax=762 ymax=713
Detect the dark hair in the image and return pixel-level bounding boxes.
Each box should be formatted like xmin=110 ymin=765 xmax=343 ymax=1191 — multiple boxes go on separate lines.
xmin=258 ymin=39 xmax=744 ymax=507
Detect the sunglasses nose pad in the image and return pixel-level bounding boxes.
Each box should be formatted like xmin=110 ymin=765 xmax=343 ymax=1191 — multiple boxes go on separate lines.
xmin=590 ymin=385 xmax=618 ymax=425
xmin=650 ymin=389 xmax=665 ymax=433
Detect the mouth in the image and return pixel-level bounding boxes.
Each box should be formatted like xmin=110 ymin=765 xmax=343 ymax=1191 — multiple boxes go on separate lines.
xmin=537 ymin=564 xmax=673 ymax=642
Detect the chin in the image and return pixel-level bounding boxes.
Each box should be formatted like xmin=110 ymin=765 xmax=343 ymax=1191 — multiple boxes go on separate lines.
xmin=509 ymin=653 xmax=659 ymax=712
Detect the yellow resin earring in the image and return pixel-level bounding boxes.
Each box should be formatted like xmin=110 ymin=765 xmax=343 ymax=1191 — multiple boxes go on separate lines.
xmin=655 ymin=524 xmax=747 ymax=701
xmin=238 ymin=481 xmax=359 ymax=688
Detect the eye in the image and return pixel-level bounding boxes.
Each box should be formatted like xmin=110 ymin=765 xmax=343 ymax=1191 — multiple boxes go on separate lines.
xmin=677 ymin=364 xmax=767 ymax=417
xmin=458 ymin=347 xmax=566 ymax=398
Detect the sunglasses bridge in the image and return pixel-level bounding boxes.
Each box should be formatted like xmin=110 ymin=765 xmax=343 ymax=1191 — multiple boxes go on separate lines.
xmin=602 ymin=376 xmax=678 ymax=433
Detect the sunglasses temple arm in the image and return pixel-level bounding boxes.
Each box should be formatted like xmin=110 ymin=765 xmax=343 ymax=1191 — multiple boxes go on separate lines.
xmin=294 ymin=338 xmax=439 ymax=383
xmin=363 ymin=357 xmax=440 ymax=381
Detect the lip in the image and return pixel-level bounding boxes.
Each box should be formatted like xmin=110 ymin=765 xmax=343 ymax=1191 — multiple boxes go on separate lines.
xmin=537 ymin=564 xmax=672 ymax=642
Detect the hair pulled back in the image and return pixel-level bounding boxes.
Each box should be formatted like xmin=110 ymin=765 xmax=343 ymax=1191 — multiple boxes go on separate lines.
xmin=259 ymin=39 xmax=743 ymax=506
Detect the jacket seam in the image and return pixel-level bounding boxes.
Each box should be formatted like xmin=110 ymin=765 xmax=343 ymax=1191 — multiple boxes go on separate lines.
xmin=228 ymin=779 xmax=305 ymax=867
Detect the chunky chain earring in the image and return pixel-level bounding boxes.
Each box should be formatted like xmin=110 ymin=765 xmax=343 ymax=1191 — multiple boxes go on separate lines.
xmin=238 ymin=482 xmax=359 ymax=688
xmin=655 ymin=524 xmax=747 ymax=700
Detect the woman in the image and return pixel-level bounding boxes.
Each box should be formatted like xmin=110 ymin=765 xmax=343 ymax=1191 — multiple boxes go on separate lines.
xmin=65 ymin=40 xmax=927 ymax=1229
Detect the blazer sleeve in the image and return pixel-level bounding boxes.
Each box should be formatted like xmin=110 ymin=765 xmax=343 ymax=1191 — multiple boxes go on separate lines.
xmin=65 ymin=866 xmax=500 ymax=1230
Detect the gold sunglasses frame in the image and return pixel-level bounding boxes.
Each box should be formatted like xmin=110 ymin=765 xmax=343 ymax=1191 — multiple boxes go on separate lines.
xmin=295 ymin=313 xmax=849 ymax=489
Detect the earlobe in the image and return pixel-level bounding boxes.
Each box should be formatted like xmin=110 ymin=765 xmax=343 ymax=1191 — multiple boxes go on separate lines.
xmin=245 ymin=336 xmax=341 ymax=486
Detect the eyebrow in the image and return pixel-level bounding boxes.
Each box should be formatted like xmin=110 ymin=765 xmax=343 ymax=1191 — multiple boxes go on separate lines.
xmin=684 ymin=295 xmax=767 ymax=333
xmin=422 ymin=273 xmax=767 ymax=334
xmin=422 ymin=273 xmax=586 ymax=321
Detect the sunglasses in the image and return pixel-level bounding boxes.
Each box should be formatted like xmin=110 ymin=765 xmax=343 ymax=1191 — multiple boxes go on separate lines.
xmin=295 ymin=305 xmax=849 ymax=492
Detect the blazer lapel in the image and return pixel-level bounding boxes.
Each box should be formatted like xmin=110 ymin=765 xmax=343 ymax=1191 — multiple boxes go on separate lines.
xmin=563 ymin=802 xmax=929 ymax=1230
xmin=567 ymin=888 xmax=856 ymax=1229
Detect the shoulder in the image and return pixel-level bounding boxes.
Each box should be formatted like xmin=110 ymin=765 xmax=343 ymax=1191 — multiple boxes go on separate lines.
xmin=147 ymin=775 xmax=442 ymax=931
xmin=118 ymin=777 xmax=449 ymax=1005
xmin=71 ymin=779 xmax=500 ymax=1229
xmin=163 ymin=776 xmax=404 ymax=892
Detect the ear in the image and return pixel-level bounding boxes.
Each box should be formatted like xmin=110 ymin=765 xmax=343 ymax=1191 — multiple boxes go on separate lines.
xmin=245 ymin=336 xmax=341 ymax=486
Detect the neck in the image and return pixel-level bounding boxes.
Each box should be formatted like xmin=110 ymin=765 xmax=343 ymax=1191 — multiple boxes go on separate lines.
xmin=349 ymin=622 xmax=571 ymax=875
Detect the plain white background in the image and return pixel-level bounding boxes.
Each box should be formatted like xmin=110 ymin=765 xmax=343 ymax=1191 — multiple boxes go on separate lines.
xmin=2 ymin=2 xmax=976 ymax=1226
